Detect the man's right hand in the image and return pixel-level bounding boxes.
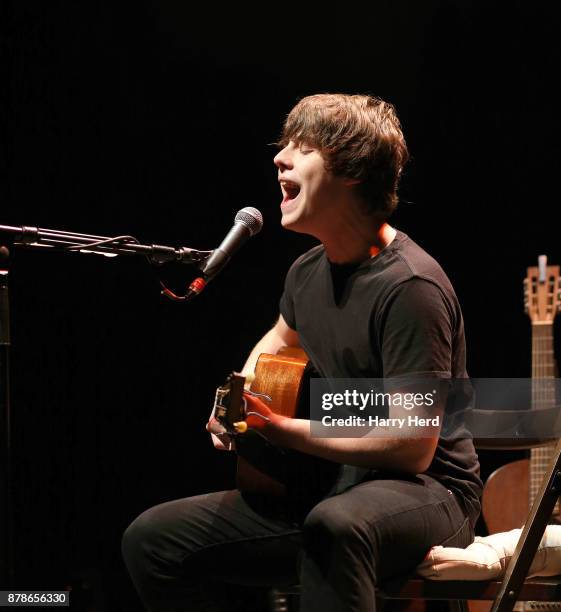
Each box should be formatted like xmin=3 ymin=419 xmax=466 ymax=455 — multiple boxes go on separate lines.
xmin=206 ymin=417 xmax=235 ymax=451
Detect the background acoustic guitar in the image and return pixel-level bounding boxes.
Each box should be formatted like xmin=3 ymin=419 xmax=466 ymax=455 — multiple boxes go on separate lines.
xmin=478 ymin=256 xmax=561 ymax=612
xmin=482 ymin=256 xmax=561 ymax=534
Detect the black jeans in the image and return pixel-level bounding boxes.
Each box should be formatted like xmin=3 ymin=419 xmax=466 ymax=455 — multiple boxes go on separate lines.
xmin=122 ymin=473 xmax=475 ymax=612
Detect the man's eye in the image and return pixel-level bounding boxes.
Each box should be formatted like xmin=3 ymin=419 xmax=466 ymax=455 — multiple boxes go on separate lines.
xmin=299 ymin=146 xmax=314 ymax=154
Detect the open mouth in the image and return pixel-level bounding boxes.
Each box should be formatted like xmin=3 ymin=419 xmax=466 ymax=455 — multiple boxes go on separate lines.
xmin=280 ymin=180 xmax=301 ymax=205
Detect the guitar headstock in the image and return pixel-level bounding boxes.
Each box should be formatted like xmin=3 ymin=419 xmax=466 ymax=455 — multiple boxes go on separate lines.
xmin=213 ymin=372 xmax=246 ymax=433
xmin=524 ymin=255 xmax=561 ymax=324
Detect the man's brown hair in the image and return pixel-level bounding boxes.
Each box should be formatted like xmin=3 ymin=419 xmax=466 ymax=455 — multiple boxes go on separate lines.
xmin=278 ymin=93 xmax=409 ymax=219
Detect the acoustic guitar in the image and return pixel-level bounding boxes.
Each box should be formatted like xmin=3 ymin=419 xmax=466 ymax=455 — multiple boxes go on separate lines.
xmin=482 ymin=256 xmax=561 ymax=534
xmin=212 ymin=346 xmax=337 ymax=499
xmin=478 ymin=256 xmax=561 ymax=612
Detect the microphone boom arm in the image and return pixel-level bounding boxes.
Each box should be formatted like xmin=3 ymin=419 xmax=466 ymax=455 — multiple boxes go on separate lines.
xmin=0 ymin=224 xmax=212 ymax=265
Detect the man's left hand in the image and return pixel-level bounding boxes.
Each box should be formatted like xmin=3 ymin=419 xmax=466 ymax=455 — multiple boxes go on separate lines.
xmin=242 ymin=392 xmax=286 ymax=436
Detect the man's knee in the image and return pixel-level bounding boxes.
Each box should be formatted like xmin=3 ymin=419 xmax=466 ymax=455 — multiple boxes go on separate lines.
xmin=122 ymin=496 xmax=221 ymax=580
xmin=121 ymin=501 xmax=191 ymax=577
xmin=122 ymin=506 xmax=162 ymax=570
xmin=303 ymin=499 xmax=375 ymax=555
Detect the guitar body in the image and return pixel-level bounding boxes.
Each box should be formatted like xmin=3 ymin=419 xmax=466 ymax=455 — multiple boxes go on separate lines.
xmin=213 ymin=346 xmax=339 ymax=500
xmin=236 ymin=347 xmax=309 ymax=496
xmin=482 ymin=459 xmax=530 ymax=533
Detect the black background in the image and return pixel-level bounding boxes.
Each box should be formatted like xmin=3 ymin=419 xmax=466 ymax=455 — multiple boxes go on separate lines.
xmin=3 ymin=1 xmax=561 ymax=609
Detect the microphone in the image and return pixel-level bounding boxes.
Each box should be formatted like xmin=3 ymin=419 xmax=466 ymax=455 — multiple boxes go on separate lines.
xmin=186 ymin=207 xmax=263 ymax=299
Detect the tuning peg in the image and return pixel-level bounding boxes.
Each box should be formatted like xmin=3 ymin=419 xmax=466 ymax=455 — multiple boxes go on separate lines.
xmin=233 ymin=421 xmax=248 ymax=433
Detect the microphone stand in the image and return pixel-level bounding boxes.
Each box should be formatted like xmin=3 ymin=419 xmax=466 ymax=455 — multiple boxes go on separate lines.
xmin=0 ymin=246 xmax=12 ymax=587
xmin=0 ymin=224 xmax=212 ymax=265
xmin=0 ymin=223 xmax=213 ymax=586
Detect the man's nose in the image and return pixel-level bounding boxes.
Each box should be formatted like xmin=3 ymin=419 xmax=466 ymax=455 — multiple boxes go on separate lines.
xmin=273 ymin=146 xmax=293 ymax=170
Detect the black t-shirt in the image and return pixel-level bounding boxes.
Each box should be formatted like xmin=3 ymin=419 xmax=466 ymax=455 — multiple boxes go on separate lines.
xmin=279 ymin=230 xmax=482 ymax=527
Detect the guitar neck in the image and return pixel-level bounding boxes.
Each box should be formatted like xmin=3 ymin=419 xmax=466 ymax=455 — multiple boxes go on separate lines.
xmin=532 ymin=323 xmax=556 ymax=381
xmin=530 ymin=321 xmax=556 ymax=506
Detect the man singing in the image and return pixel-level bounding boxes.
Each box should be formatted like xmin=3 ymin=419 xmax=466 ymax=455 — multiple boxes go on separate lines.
xmin=122 ymin=93 xmax=482 ymax=611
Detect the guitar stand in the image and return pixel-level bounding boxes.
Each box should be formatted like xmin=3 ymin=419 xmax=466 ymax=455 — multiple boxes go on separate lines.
xmin=491 ymin=436 xmax=561 ymax=612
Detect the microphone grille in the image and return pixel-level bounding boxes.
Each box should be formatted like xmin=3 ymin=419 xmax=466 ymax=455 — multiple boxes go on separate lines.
xmin=235 ymin=207 xmax=263 ymax=237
